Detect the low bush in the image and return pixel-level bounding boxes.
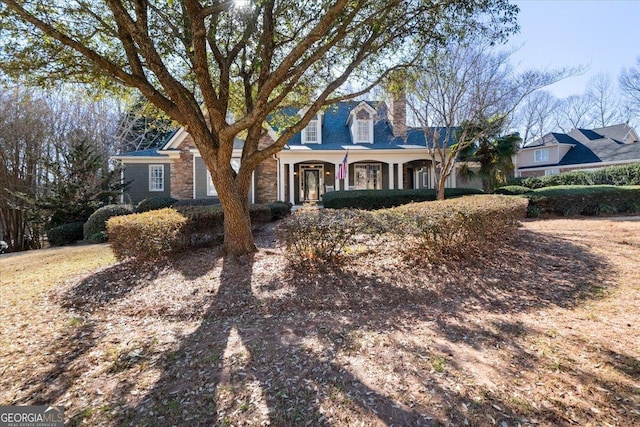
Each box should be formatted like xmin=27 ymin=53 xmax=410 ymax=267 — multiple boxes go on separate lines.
xmin=280 ymin=208 xmax=374 ymax=263
xmin=510 ymin=162 xmax=640 ymax=189
xmin=524 ymin=185 xmax=640 ymax=217
xmin=136 ymin=196 xmax=177 ymax=213
xmin=322 ymin=187 xmax=484 ymax=210
xmin=173 ymin=197 xmax=220 ymax=207
xmin=83 ymin=204 xmax=134 ymax=242
xmin=47 ymin=222 xmax=85 ymax=246
xmin=383 ymin=195 xmax=528 ymax=261
xmin=280 ymin=195 xmax=527 ymax=264
xmin=267 ymin=201 xmax=292 ymax=220
xmin=493 ymin=185 xmax=532 ymax=195
xmin=108 ymin=203 xmax=285 ymax=260
xmin=107 ymin=208 xmax=187 ymax=261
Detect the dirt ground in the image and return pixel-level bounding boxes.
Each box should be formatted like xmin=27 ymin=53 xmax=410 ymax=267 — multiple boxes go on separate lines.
xmin=0 ymin=218 xmax=639 ymax=426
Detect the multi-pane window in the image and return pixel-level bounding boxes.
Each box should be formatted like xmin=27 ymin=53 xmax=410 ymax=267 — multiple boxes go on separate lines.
xmin=304 ymin=120 xmax=318 ymax=143
xmin=545 ymin=168 xmax=560 ymax=176
xmin=356 ymin=119 xmax=371 ymax=143
xmin=149 ymin=165 xmax=164 ymax=191
xmin=534 ymin=148 xmax=549 ymax=163
xmin=354 ymin=163 xmax=382 ymax=190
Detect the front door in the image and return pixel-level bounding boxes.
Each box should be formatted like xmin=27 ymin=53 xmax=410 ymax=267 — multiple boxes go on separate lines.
xmin=303 ymin=169 xmax=320 ymax=201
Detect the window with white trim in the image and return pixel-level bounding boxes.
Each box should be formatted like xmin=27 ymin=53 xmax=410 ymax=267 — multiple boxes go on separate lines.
xmin=534 ymin=148 xmax=549 ymax=163
xmin=545 ymin=168 xmax=560 ymax=176
xmin=356 ymin=119 xmax=371 ymax=143
xmin=149 ymin=165 xmax=164 ymax=191
xmin=207 ymin=159 xmax=241 ymax=196
xmin=303 ymin=120 xmax=319 ymax=143
xmin=354 ymin=163 xmax=382 ymax=190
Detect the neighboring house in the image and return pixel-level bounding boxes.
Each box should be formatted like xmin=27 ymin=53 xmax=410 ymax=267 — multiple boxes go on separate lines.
xmin=514 ymin=123 xmax=640 ymax=177
xmin=113 ymin=94 xmax=480 ymax=205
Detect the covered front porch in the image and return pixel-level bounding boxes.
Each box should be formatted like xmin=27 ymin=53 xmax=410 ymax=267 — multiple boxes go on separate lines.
xmin=277 ymin=150 xmax=451 ymax=205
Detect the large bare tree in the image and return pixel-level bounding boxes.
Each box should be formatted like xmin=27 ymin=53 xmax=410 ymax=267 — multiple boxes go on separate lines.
xmin=407 ymin=40 xmax=567 ymax=199
xmin=0 ymin=0 xmax=520 ymax=255
xmin=620 ymin=56 xmax=640 ymax=106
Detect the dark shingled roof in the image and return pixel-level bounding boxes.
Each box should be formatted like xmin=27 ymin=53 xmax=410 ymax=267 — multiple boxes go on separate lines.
xmin=519 ymin=123 xmax=640 ymax=169
xmin=279 ymin=100 xmax=455 ymax=150
xmin=114 ymin=148 xmax=171 ymax=158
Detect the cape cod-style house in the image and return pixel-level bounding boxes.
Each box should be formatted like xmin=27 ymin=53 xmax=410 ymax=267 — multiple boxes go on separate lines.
xmin=113 ymin=94 xmax=479 ymax=205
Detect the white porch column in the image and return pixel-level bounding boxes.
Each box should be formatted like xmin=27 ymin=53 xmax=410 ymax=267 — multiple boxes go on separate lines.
xmin=345 ymin=163 xmax=350 ymax=190
xmin=389 ymin=163 xmax=395 ymax=189
xmin=334 ymin=163 xmax=340 ymax=190
xmin=288 ymin=163 xmax=295 ymax=205
xmin=397 ymin=162 xmax=404 ymax=189
xmin=279 ymin=160 xmax=286 ymax=201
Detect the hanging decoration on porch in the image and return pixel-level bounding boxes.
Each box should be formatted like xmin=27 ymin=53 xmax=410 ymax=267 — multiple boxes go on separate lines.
xmin=337 ymin=151 xmax=348 ymax=180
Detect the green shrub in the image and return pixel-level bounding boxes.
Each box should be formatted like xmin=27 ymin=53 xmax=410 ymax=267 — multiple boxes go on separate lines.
xmin=47 ymin=222 xmax=85 ymax=246
xmin=511 ymin=162 xmax=640 ymax=189
xmin=107 ymin=208 xmax=187 ymax=261
xmin=524 ymin=185 xmax=640 ymax=217
xmin=83 ymin=204 xmax=134 ymax=242
xmin=322 ymin=188 xmax=484 ymax=210
xmin=108 ymin=203 xmax=283 ymax=261
xmin=280 ymin=208 xmax=374 ymax=263
xmin=493 ymin=185 xmax=532 ymax=195
xmin=136 ymin=196 xmax=177 ymax=213
xmin=173 ymin=198 xmax=220 ymax=207
xmin=382 ymin=195 xmax=528 ymax=261
xmin=47 ymin=205 xmax=97 ymax=230
xmin=267 ymin=201 xmax=292 ymax=220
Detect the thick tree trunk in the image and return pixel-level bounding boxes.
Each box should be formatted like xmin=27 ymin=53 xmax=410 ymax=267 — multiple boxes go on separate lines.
xmin=222 ymin=196 xmax=257 ymax=255
xmin=215 ymin=176 xmax=257 ymax=256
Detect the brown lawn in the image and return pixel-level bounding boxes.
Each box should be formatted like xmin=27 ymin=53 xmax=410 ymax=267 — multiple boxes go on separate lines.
xmin=0 ymin=218 xmax=639 ymax=426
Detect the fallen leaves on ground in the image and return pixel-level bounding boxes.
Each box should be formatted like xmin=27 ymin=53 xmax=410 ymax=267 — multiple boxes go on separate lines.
xmin=1 ymin=219 xmax=639 ymax=426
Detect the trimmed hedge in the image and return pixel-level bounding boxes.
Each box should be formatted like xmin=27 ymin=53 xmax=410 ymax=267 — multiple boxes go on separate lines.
xmin=267 ymin=201 xmax=292 ymax=219
xmin=280 ymin=195 xmax=527 ymax=264
xmin=322 ymin=188 xmax=484 ymax=210
xmin=107 ymin=208 xmax=187 ymax=261
xmin=83 ymin=204 xmax=134 ymax=242
xmin=47 ymin=222 xmax=85 ymax=246
xmin=107 ymin=203 xmax=287 ymax=261
xmin=280 ymin=208 xmax=374 ymax=263
xmin=511 ymin=162 xmax=640 ymax=189
xmin=173 ymin=198 xmax=220 ymax=207
xmin=493 ymin=185 xmax=532 ymax=195
xmin=136 ymin=196 xmax=177 ymax=213
xmin=524 ymin=185 xmax=640 ymax=217
xmin=382 ymin=195 xmax=528 ymax=261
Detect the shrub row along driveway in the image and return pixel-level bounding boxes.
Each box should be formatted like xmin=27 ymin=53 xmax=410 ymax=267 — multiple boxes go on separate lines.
xmin=0 ymin=219 xmax=639 ymax=426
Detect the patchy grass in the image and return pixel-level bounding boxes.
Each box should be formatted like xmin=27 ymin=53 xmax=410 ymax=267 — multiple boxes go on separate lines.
xmin=1 ymin=220 xmax=640 ymax=426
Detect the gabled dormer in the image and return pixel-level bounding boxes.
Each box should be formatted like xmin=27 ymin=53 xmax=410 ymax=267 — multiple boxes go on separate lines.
xmin=347 ymin=101 xmax=376 ymax=144
xmin=300 ymin=109 xmax=323 ymax=144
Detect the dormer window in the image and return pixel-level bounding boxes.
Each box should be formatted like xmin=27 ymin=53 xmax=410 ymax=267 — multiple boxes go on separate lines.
xmin=301 ymin=111 xmax=322 ymax=144
xmin=356 ymin=119 xmax=370 ymax=142
xmin=349 ymin=106 xmax=374 ymax=144
xmin=303 ymin=119 xmax=319 ymax=143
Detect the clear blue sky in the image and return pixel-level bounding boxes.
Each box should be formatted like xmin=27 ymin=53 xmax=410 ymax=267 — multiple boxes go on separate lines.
xmin=507 ymin=0 xmax=640 ymax=98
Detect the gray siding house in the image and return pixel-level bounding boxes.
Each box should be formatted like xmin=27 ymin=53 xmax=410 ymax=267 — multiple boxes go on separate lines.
xmin=113 ymin=96 xmax=480 ymax=205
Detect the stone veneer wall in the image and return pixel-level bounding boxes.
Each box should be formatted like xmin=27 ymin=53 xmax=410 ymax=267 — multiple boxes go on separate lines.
xmin=170 ymin=134 xmax=196 ymax=200
xmin=255 ymin=135 xmax=278 ymax=203
xmin=171 ymin=132 xmax=279 ymax=202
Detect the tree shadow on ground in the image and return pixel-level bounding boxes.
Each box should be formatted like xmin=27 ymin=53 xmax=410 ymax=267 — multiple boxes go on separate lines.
xmin=12 ymin=225 xmax=634 ymax=426
xmin=112 ymin=227 xmax=622 ymax=426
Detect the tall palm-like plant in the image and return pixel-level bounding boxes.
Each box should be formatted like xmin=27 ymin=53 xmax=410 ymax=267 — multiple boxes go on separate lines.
xmin=458 ymin=122 xmax=521 ymax=191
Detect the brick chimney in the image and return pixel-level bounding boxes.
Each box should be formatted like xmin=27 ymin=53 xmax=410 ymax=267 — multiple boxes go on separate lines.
xmin=386 ymin=83 xmax=407 ymax=140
